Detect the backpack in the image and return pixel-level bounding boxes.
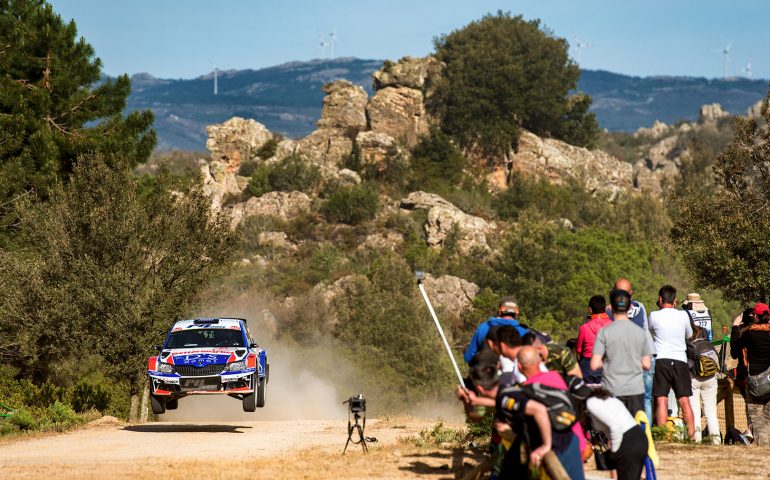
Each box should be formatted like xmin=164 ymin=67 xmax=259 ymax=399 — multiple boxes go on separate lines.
xmin=687 ymin=337 xmax=719 ymax=378
xmin=498 ymin=383 xmax=577 ymax=432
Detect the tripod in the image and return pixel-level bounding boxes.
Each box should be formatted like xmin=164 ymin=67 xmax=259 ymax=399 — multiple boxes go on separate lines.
xmin=343 ymin=410 xmax=368 ymax=454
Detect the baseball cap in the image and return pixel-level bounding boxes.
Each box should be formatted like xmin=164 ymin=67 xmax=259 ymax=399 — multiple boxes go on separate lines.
xmin=754 ymin=303 xmax=770 ymax=315
xmin=499 ymin=296 xmax=519 ymax=310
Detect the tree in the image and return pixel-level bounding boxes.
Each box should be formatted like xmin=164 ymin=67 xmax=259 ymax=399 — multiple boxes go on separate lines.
xmin=0 ymin=0 xmax=155 ymax=241
xmin=431 ymin=11 xmax=598 ymax=155
xmin=672 ymin=93 xmax=770 ymax=302
xmin=0 ymin=154 xmax=238 ymax=414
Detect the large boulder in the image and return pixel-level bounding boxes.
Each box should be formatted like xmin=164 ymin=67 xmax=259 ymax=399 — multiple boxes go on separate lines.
xmin=697 ymin=103 xmax=730 ymax=125
xmin=422 ymin=274 xmax=479 ymax=315
xmin=200 ymin=161 xmax=242 ymax=211
xmin=206 ymin=117 xmax=272 ymax=172
xmin=372 ymin=56 xmax=444 ymax=91
xmin=227 ymin=191 xmax=312 ymax=228
xmin=316 ymin=80 xmax=368 ymax=130
xmin=400 ymin=191 xmax=494 ymax=253
xmin=510 ymin=130 xmax=633 ymax=199
xmin=296 ymin=129 xmax=353 ymax=167
xmin=355 ymin=130 xmax=399 ymax=166
xmin=367 ymin=87 xmax=429 ymax=148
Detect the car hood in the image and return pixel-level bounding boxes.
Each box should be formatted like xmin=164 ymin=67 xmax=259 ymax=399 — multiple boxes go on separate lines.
xmin=161 ymin=347 xmax=248 ymax=366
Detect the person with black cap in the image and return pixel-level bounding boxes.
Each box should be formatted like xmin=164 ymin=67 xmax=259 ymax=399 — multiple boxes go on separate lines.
xmin=591 ymin=289 xmax=652 ymax=416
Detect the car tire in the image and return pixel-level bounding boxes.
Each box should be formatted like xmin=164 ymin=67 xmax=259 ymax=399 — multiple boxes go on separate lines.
xmin=150 ymin=394 xmax=166 ymax=415
xmin=256 ymin=376 xmax=266 ymax=408
xmin=166 ymin=398 xmax=178 ymax=410
xmin=242 ymin=375 xmax=258 ymax=412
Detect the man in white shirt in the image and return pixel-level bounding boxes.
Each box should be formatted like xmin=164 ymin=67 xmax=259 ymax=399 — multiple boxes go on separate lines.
xmin=649 ymin=285 xmax=695 ymax=438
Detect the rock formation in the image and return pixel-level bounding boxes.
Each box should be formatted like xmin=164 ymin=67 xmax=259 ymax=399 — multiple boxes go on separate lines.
xmin=422 ymin=274 xmax=480 ymax=315
xmin=510 ymin=130 xmax=633 ymax=199
xmin=227 ymin=191 xmax=312 ymax=228
xmin=206 ymin=117 xmax=272 ymax=171
xmin=400 ymin=191 xmax=494 ymax=254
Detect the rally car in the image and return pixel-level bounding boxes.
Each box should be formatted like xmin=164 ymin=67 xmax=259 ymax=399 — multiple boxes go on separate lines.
xmin=147 ymin=318 xmax=269 ymax=414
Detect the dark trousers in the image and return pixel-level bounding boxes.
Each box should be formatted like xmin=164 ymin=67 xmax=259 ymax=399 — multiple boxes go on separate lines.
xmin=578 ymin=356 xmax=602 ymax=384
xmin=609 ymin=426 xmax=648 ymax=480
xmin=617 ymin=394 xmax=644 ymax=417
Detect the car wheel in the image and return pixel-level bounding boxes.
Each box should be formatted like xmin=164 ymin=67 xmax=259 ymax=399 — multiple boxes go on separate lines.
xmin=242 ymin=375 xmax=257 ymax=412
xmin=150 ymin=394 xmax=166 ymax=415
xmin=256 ymin=376 xmax=266 ymax=408
xmin=166 ymin=398 xmax=179 ymax=410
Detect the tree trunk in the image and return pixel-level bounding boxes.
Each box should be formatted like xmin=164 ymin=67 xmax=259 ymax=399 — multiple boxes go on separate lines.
xmin=139 ymin=381 xmax=149 ymax=423
xmin=129 ymin=394 xmax=139 ymax=423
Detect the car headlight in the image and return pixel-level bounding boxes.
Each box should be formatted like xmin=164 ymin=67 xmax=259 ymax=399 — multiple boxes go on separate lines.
xmin=158 ymin=363 xmax=174 ymax=373
xmin=227 ymin=361 xmax=247 ymax=372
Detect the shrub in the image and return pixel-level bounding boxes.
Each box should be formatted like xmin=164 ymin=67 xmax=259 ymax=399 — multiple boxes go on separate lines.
xmin=256 ymin=137 xmax=280 ymax=160
xmin=402 ymin=422 xmax=466 ymax=448
xmin=9 ymin=409 xmax=37 ymax=430
xmin=409 ymin=129 xmax=466 ymax=191
xmin=70 ymin=381 xmax=111 ymax=413
xmin=47 ymin=401 xmax=79 ymax=425
xmin=321 ymin=185 xmax=379 ymax=225
xmin=248 ymin=154 xmax=320 ymax=197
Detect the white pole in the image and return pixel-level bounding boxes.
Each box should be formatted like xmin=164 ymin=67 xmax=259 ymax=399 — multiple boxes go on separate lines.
xmin=418 ymin=281 xmax=466 ymax=387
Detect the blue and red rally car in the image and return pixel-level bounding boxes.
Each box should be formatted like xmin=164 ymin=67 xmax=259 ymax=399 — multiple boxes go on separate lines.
xmin=147 ymin=318 xmax=269 ymax=414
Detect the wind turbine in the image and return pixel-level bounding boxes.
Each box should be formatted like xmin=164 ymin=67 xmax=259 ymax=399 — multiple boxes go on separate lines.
xmin=213 ymin=64 xmax=218 ymax=95
xmin=572 ymin=36 xmax=591 ymax=64
xmin=742 ymin=57 xmax=753 ymax=78
xmin=329 ymin=27 xmax=337 ymax=59
xmin=315 ymin=33 xmax=329 ymax=59
xmin=713 ymin=42 xmax=732 ymax=79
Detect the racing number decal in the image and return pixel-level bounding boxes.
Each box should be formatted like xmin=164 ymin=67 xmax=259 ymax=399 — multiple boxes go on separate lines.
xmin=147 ymin=356 xmax=158 ymax=371
xmin=246 ymin=353 xmax=257 ymax=369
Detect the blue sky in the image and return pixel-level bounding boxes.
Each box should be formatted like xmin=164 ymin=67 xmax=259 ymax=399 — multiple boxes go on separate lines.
xmin=52 ymin=0 xmax=770 ymax=80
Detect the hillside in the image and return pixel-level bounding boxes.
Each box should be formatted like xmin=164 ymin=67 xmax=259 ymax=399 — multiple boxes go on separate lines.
xmin=125 ymin=58 xmax=769 ymax=150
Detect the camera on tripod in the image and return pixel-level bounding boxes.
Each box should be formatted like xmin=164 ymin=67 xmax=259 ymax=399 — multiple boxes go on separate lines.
xmin=345 ymin=394 xmax=366 ymax=414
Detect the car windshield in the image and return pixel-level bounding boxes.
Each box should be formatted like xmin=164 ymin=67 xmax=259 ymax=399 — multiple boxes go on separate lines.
xmin=166 ymin=328 xmax=244 ymax=348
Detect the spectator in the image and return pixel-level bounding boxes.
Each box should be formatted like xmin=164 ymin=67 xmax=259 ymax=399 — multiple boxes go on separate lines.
xmin=464 ymin=296 xmax=528 ymax=365
xmin=682 ymin=293 xmax=714 ymax=341
xmin=572 ymin=382 xmax=649 ymax=480
xmin=737 ymin=303 xmax=770 ymax=446
xmin=522 ymin=333 xmax=583 ymax=379
xmin=649 ymin=285 xmax=695 ymax=438
xmin=608 ymin=278 xmax=655 ymax=422
xmin=687 ymin=325 xmax=721 ymax=444
xmin=591 ymin=289 xmax=652 ymax=416
xmin=467 ymin=350 xmax=555 ymax=478
xmin=576 ymin=295 xmax=611 ymax=383
xmin=730 ymin=308 xmax=755 ymax=399
xmin=517 ymin=346 xmax=585 ymax=480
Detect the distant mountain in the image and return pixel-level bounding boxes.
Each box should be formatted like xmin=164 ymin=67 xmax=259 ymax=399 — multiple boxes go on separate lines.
xmin=125 ymin=58 xmax=769 ymax=151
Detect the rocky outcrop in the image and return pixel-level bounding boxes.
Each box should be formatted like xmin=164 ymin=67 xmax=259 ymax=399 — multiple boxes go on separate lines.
xmin=698 ymin=103 xmax=730 ymax=125
xmin=355 ymin=131 xmax=398 ymax=166
xmin=400 ymin=191 xmax=494 ymax=254
xmin=372 ymin=56 xmax=444 ymax=92
xmin=423 ymin=274 xmax=479 ymax=315
xmin=510 ymin=130 xmax=633 ymax=199
xmin=256 ymin=231 xmax=297 ymax=252
xmin=200 ymin=161 xmax=242 ymax=211
xmin=227 ymin=191 xmax=312 ymax=228
xmin=296 ymin=80 xmax=367 ymax=167
xmin=316 ymin=80 xmax=368 ymax=130
xmin=362 ymin=232 xmax=404 ymax=251
xmin=206 ymin=117 xmax=272 ymax=172
xmin=633 ymin=120 xmax=670 ymax=139
xmin=748 ymin=100 xmax=764 ymax=118
xmin=367 ymin=87 xmax=429 ymax=148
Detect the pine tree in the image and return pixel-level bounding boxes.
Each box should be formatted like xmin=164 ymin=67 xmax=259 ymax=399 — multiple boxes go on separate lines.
xmin=0 ymin=0 xmax=155 ymax=243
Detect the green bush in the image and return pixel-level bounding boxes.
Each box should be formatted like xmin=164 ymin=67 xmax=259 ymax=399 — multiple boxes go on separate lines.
xmin=47 ymin=401 xmax=79 ymax=425
xmin=248 ymin=154 xmax=320 ymax=197
xmin=70 ymin=381 xmax=111 ymax=413
xmin=403 ymin=422 xmax=466 ymax=448
xmin=9 ymin=409 xmax=37 ymax=430
xmin=321 ymin=185 xmax=379 ymax=225
xmin=409 ymin=129 xmax=467 ymax=191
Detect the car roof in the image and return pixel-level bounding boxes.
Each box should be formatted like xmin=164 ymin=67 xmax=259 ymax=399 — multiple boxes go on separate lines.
xmin=171 ymin=318 xmax=246 ymax=330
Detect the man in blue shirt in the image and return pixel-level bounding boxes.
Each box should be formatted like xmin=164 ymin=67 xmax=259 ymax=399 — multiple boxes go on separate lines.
xmin=464 ymin=297 xmax=529 ymax=364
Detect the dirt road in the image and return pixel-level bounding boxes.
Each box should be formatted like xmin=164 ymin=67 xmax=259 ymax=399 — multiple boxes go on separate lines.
xmin=0 ymin=412 xmax=442 ymax=479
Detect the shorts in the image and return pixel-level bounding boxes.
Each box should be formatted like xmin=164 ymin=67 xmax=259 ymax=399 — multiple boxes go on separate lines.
xmin=652 ymin=359 xmax=693 ymax=398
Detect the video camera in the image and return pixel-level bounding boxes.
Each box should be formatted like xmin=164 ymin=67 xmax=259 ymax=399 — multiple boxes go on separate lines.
xmin=344 ymin=394 xmax=366 ymax=414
